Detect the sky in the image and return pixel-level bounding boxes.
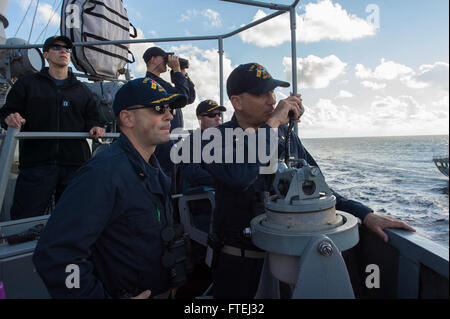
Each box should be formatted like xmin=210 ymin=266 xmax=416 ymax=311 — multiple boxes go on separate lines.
xmin=2 ymin=0 xmax=449 ymax=138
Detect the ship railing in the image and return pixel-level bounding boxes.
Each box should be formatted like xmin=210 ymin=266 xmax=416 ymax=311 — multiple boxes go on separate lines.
xmin=383 ymin=228 xmax=448 ymax=298
xmin=0 ymin=127 xmax=449 ymax=298
xmin=0 ymin=126 xmax=190 ymax=214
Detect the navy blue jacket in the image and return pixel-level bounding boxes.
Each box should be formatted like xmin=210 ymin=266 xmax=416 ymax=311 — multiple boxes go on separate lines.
xmin=0 ymin=68 xmax=101 ymax=168
xmin=202 ymin=114 xmax=373 ymax=250
xmin=145 ymin=71 xmax=195 ymax=176
xmin=33 ymin=134 xmax=172 ymax=298
xmin=178 ymin=129 xmax=216 ymax=193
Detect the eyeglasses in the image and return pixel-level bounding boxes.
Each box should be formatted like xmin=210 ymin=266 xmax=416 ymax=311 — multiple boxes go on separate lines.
xmin=126 ymin=104 xmax=175 ymax=115
xmin=50 ymin=45 xmax=72 ymax=53
xmin=201 ymin=113 xmax=222 ymax=118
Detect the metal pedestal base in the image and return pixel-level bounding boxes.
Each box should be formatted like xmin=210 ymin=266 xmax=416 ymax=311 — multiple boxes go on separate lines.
xmin=252 ymin=211 xmax=359 ymax=299
xmin=255 ymin=235 xmax=355 ymax=299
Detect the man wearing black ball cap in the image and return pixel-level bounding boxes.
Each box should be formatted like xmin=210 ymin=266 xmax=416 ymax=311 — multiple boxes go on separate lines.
xmin=143 ymin=46 xmax=195 ymax=176
xmin=33 ymin=78 xmax=188 ymax=298
xmin=202 ymin=63 xmax=415 ymax=299
xmin=0 ymin=35 xmax=105 ymax=220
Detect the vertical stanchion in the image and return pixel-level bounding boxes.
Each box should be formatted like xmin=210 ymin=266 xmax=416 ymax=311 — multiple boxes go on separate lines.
xmin=218 ymin=37 xmax=225 ymax=124
xmin=0 ymin=127 xmax=19 ymax=213
xmin=218 ymin=37 xmax=224 ymax=108
xmin=290 ymin=5 xmax=298 ymax=135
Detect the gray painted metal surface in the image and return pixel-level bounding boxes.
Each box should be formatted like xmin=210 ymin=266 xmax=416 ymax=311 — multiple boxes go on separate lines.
xmin=386 ymin=228 xmax=449 ymax=279
xmin=251 ymin=211 xmax=359 ymax=256
xmin=221 ymin=0 xmax=291 ymax=11
xmin=178 ymin=191 xmax=215 ymax=246
xmin=432 ymin=156 xmax=449 ymax=177
xmin=0 ymin=130 xmax=188 ymax=140
xmin=291 ymin=235 xmax=355 ymax=298
xmin=0 ymin=215 xmax=50 ymax=298
xmin=0 ymin=127 xmax=18 ymax=214
xmin=0 ymin=173 xmax=15 ymax=221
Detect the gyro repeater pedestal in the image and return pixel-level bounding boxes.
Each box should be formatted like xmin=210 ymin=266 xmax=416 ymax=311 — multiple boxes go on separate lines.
xmin=249 ymin=160 xmax=359 ymax=298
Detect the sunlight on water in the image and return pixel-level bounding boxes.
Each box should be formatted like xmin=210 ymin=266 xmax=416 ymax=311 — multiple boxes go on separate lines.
xmin=302 ymin=135 xmax=449 ymax=248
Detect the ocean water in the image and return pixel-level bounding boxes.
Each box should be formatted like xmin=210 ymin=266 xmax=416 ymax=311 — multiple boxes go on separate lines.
xmin=301 ymin=135 xmax=449 ymax=248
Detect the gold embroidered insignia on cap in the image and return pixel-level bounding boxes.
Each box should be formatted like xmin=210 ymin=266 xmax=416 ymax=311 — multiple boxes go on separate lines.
xmin=249 ymin=63 xmax=271 ymax=79
xmin=207 ymin=106 xmax=219 ymax=112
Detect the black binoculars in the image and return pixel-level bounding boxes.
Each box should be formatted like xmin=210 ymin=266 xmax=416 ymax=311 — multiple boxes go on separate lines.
xmin=160 ymin=224 xmax=193 ymax=288
xmin=164 ymin=55 xmax=189 ymax=69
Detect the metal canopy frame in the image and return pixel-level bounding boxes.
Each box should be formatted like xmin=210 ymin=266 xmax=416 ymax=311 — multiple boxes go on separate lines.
xmin=0 ymin=0 xmax=300 ymax=109
xmin=0 ymin=0 xmax=301 ymax=215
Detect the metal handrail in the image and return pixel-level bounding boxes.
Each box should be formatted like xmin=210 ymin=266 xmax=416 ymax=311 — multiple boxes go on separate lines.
xmin=385 ymin=228 xmax=449 ymax=298
xmin=386 ymin=228 xmax=449 ymax=279
xmin=0 ymin=0 xmax=301 ymax=120
xmin=0 ymin=127 xmax=190 ymax=212
xmin=0 ymin=2 xmax=296 ymax=49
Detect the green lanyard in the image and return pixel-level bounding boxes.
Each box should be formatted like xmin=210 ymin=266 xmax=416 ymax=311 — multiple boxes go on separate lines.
xmin=156 ymin=207 xmax=161 ymax=222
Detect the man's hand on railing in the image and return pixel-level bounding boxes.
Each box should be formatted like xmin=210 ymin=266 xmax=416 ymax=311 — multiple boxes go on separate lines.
xmin=363 ymin=212 xmax=416 ymax=243
xmin=89 ymin=126 xmax=106 ymax=139
xmin=5 ymin=113 xmax=26 ymax=129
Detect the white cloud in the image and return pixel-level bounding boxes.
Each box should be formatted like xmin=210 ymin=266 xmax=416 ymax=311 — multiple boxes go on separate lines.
xmin=147 ymin=30 xmax=158 ymax=38
xmin=355 ymin=59 xmax=414 ymax=81
xmin=16 ymin=0 xmax=32 ymax=10
xmin=179 ymin=9 xmax=222 ymax=28
xmin=239 ymin=0 xmax=376 ymax=47
xmin=202 ymin=9 xmax=222 ymax=27
xmin=400 ymin=76 xmax=429 ymax=89
xmin=336 ymin=90 xmax=353 ymax=98
xmin=128 ymin=28 xmax=155 ymax=75
xmin=300 ymin=93 xmax=448 ymax=138
xmin=166 ymin=44 xmax=235 ymax=129
xmin=130 ymin=42 xmax=235 ymax=129
xmin=299 ymin=98 xmax=369 ymax=137
xmin=283 ymin=55 xmax=347 ymax=89
xmin=311 ymin=99 xmax=352 ymax=124
xmin=37 ymin=3 xmax=60 ymax=27
xmin=299 ymin=0 xmax=377 ymax=43
xmin=432 ymin=94 xmax=449 ymax=107
xmin=355 ymin=64 xmax=372 ymax=79
xmin=239 ymin=10 xmax=291 ymax=47
xmin=369 ymin=95 xmax=426 ymax=125
xmin=416 ymin=62 xmax=449 ymax=90
xmin=299 ymin=57 xmax=449 ymax=137
xmin=15 ymin=0 xmax=60 ymax=27
xmin=356 ymin=59 xmax=449 ymax=90
xmin=361 ymin=81 xmax=386 ymax=90
xmin=179 ymin=9 xmax=199 ymax=22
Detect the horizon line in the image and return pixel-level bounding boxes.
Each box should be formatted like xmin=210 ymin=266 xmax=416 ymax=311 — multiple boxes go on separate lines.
xmin=302 ymin=133 xmax=450 ymax=140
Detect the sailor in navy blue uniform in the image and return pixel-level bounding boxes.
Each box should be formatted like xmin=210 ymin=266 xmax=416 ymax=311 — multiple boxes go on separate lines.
xmin=203 ymin=63 xmax=416 ymax=299
xmin=179 ymin=100 xmax=227 ymax=198
xmin=0 ymin=35 xmax=105 ymax=220
xmin=143 ymin=46 xmax=195 ymax=177
xmin=33 ymin=78 xmax=187 ymax=298
xmin=174 ymin=100 xmax=226 ymax=298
